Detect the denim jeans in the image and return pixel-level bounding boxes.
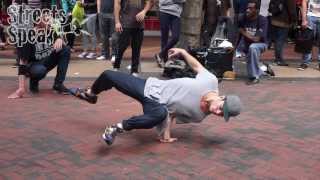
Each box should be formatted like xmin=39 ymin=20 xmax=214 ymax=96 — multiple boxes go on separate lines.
xmin=159 ymin=12 xmax=181 ymax=61
xmin=246 ymin=43 xmax=267 ymax=79
xmin=303 ymin=15 xmax=320 ymax=64
xmin=99 ymin=13 xmax=117 ymax=58
xmin=29 ymin=46 xmax=71 ymax=85
xmin=82 ymin=14 xmax=97 ymax=51
xmin=114 ymin=28 xmax=144 ymax=73
xmin=271 ymin=25 xmax=289 ymax=62
xmin=91 ymin=70 xmax=167 ymax=131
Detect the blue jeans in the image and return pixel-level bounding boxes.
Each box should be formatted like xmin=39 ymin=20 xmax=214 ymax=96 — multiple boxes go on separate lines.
xmin=246 ymin=43 xmax=267 ymax=79
xmin=271 ymin=25 xmax=288 ymax=62
xmin=82 ymin=14 xmax=97 ymax=51
xmin=303 ymin=16 xmax=320 ymax=64
xmin=99 ymin=13 xmax=117 ymax=58
xmin=91 ymin=70 xmax=167 ymax=131
xmin=159 ymin=12 xmax=181 ymax=61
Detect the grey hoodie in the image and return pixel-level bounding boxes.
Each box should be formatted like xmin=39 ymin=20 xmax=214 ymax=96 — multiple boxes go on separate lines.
xmin=159 ymin=0 xmax=186 ymax=17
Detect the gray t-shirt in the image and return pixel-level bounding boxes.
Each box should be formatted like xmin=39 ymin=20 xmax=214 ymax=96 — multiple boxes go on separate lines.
xmin=159 ymin=0 xmax=185 ymax=17
xmin=144 ymin=68 xmax=218 ymax=123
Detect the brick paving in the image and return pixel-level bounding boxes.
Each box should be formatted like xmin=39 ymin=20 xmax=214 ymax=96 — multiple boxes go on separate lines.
xmin=1 ymin=78 xmax=320 ymax=179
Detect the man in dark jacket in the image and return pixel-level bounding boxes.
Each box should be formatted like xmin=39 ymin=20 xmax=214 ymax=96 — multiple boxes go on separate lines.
xmin=8 ymin=5 xmax=70 ymax=99
xmin=269 ymin=0 xmax=297 ymax=66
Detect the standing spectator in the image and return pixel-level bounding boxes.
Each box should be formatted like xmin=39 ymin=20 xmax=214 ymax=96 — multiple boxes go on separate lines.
xmin=154 ymin=0 xmax=185 ymax=67
xmin=96 ymin=0 xmax=117 ymax=61
xmin=113 ymin=0 xmax=154 ymax=76
xmin=78 ymin=0 xmax=98 ymax=59
xmin=201 ymin=0 xmax=231 ymax=47
xmin=297 ymin=0 xmax=320 ymax=70
xmin=61 ymin=0 xmax=76 ymax=52
xmin=238 ymin=0 xmax=269 ymax=85
xmin=269 ymin=0 xmax=297 ymax=66
xmin=233 ymin=0 xmax=249 ymax=57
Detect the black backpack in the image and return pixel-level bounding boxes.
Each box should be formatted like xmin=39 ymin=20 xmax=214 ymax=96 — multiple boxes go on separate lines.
xmin=268 ymin=0 xmax=286 ymax=16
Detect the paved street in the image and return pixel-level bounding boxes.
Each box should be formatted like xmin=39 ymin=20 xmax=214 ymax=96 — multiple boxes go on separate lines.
xmin=1 ymin=79 xmax=320 ymax=179
xmin=1 ymin=37 xmax=320 ymax=179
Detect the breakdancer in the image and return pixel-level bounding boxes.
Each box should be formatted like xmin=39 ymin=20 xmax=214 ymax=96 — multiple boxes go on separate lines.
xmin=72 ymin=48 xmax=242 ymax=145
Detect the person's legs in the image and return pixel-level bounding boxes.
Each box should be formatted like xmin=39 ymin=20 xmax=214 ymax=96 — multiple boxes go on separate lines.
xmin=299 ymin=16 xmax=316 ymax=70
xmin=113 ymin=28 xmax=131 ymax=70
xmin=86 ymin=14 xmax=97 ymax=58
xmin=315 ymin=17 xmax=320 ymax=69
xmin=159 ymin=12 xmax=170 ymax=58
xmin=80 ymin=23 xmax=90 ymax=57
xmin=98 ymin=14 xmax=109 ymax=58
xmin=102 ymin=98 xmax=167 ymax=145
xmin=160 ymin=14 xmax=180 ymax=61
xmin=29 ymin=63 xmax=47 ymax=93
xmin=0 ymin=25 xmax=6 ymax=43
xmin=246 ymin=43 xmax=267 ymax=80
xmin=65 ymin=15 xmax=75 ymax=49
xmin=91 ymin=70 xmax=146 ymax=100
xmin=42 ymin=46 xmax=71 ymax=92
xmin=273 ymin=25 xmax=289 ymax=65
xmin=122 ymin=99 xmax=167 ymax=130
xmin=130 ymin=28 xmax=144 ymax=74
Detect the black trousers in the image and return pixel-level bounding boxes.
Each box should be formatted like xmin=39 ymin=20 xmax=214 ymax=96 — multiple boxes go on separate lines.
xmin=91 ymin=70 xmax=167 ymax=131
xmin=0 ymin=25 xmax=5 ymax=43
xmin=113 ymin=28 xmax=144 ymax=73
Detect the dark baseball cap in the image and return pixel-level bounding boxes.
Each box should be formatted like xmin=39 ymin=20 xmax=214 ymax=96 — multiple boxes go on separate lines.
xmin=223 ymin=95 xmax=242 ymax=122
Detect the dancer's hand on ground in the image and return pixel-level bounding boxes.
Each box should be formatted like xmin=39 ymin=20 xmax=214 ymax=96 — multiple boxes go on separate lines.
xmin=8 ymin=88 xmax=25 ymax=99
xmin=159 ymin=137 xmax=178 ymax=143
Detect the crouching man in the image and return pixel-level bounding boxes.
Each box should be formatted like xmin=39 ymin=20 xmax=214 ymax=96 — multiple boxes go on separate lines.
xmin=8 ymin=15 xmax=71 ymax=99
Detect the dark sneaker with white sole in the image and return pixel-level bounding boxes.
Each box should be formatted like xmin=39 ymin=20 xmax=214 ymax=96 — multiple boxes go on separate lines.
xmin=297 ymin=63 xmax=308 ymax=71
xmin=102 ymin=125 xmax=123 ymax=145
xmin=69 ymin=87 xmax=98 ymax=104
xmin=53 ymin=84 xmax=70 ymax=94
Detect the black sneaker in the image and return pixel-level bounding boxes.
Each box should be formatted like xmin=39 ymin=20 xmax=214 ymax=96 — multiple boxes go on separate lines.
xmin=102 ymin=125 xmax=123 ymax=145
xmin=70 ymin=88 xmax=98 ymax=104
xmin=263 ymin=63 xmax=275 ymax=76
xmin=29 ymin=79 xmax=39 ymax=94
xmin=246 ymin=78 xmax=260 ymax=85
xmin=53 ymin=84 xmax=70 ymax=94
xmin=297 ymin=63 xmax=308 ymax=71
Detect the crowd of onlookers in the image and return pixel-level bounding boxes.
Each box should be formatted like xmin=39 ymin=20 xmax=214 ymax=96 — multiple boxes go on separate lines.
xmin=0 ymin=0 xmax=319 ymax=88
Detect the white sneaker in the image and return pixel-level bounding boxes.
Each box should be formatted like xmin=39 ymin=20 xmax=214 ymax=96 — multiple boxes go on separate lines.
xmin=235 ymin=51 xmax=243 ymax=58
xmin=78 ymin=52 xmax=88 ymax=58
xmin=132 ymin=72 xmax=139 ymax=77
xmin=113 ymin=68 xmax=119 ymax=71
xmin=96 ymin=55 xmax=106 ymax=60
xmin=110 ymin=55 xmax=116 ymax=63
xmin=126 ymin=65 xmax=131 ymax=70
xmin=86 ymin=52 xmax=96 ymax=59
